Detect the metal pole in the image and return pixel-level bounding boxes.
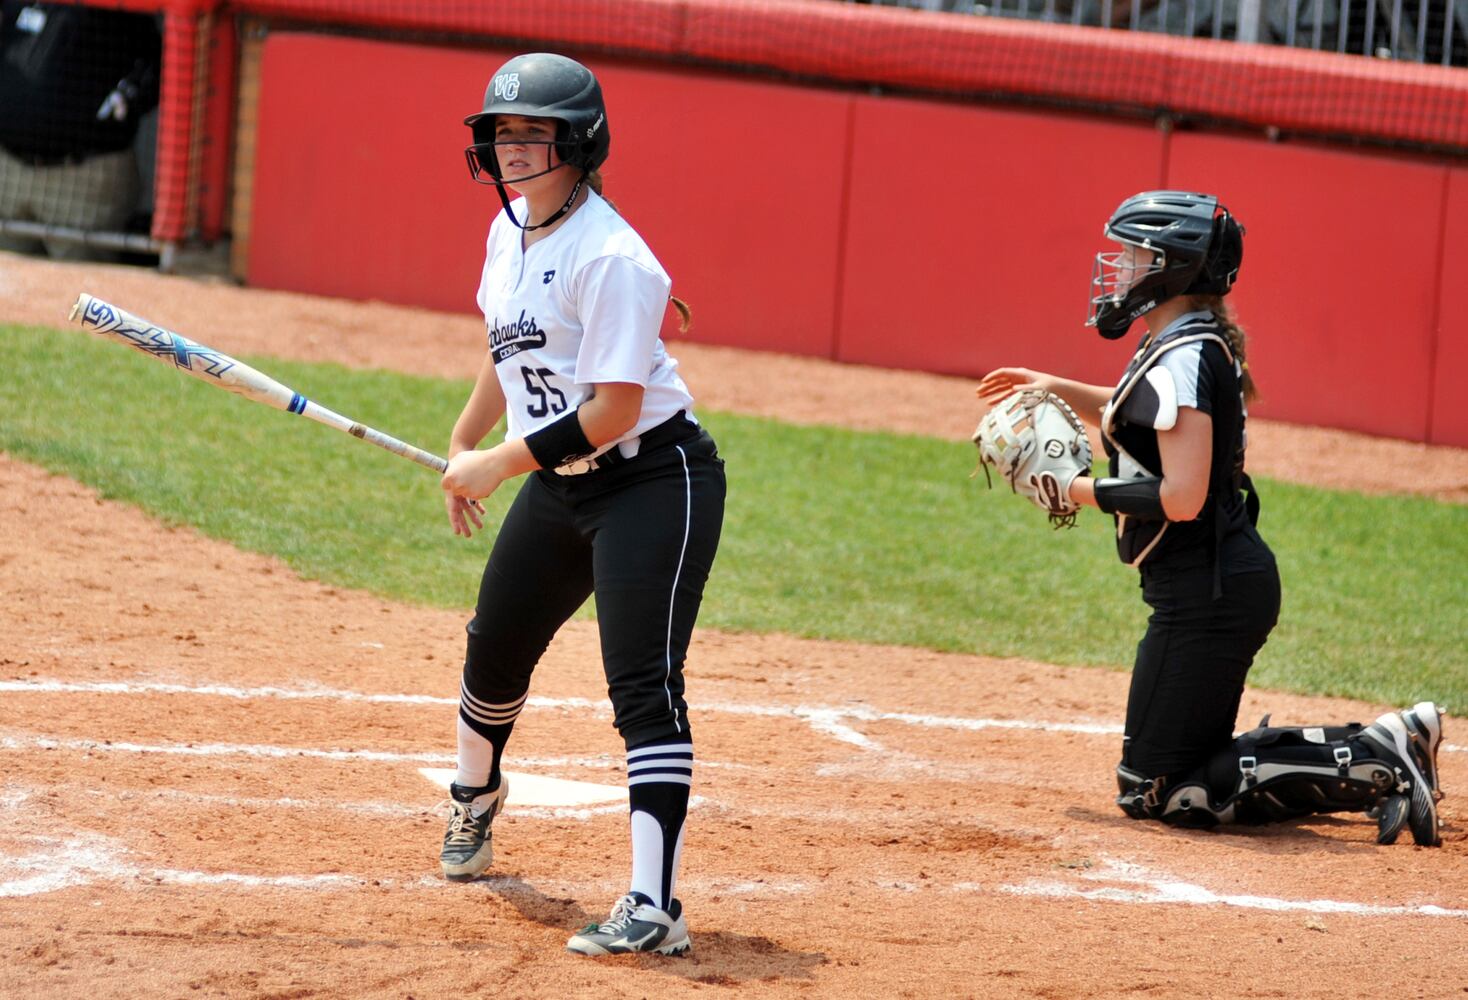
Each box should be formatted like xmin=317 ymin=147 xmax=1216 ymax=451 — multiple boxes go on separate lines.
xmin=1237 ymin=0 xmax=1264 ymax=40
xmin=1445 ymin=0 xmax=1457 ymax=65
xmin=0 ymin=219 xmax=162 ymax=255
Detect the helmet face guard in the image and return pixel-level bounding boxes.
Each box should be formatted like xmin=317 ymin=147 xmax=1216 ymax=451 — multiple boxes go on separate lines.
xmin=1087 ymin=242 xmax=1169 ymax=336
xmin=1085 ymin=191 xmax=1245 ymax=340
xmin=464 ymin=139 xmax=566 ymax=187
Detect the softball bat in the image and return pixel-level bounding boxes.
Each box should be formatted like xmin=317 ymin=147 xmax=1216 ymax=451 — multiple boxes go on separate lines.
xmin=68 ymin=293 xmax=449 ymax=474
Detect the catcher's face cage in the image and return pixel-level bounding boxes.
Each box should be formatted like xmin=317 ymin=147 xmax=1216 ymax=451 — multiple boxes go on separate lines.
xmin=1087 ymin=190 xmax=1235 ymax=339
xmin=1087 ymin=240 xmax=1170 ymax=338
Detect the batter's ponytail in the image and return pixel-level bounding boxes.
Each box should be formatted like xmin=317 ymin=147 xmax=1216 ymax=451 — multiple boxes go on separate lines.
xmin=585 ymin=168 xmax=613 ymax=209
xmin=584 ymin=168 xmax=693 ymax=334
xmin=1191 ymin=295 xmax=1257 ymax=403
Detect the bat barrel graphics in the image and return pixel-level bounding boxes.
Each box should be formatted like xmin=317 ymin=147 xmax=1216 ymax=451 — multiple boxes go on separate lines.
xmin=69 ymin=293 xmax=449 ymax=474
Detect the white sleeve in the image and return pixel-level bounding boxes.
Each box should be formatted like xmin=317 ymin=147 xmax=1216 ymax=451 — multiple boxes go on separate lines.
xmin=572 ymin=255 xmax=671 ymax=386
xmin=1157 ymin=342 xmax=1204 ymax=410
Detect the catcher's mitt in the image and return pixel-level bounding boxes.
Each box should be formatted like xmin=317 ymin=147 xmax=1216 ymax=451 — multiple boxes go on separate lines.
xmin=973 ymin=388 xmax=1093 ymax=528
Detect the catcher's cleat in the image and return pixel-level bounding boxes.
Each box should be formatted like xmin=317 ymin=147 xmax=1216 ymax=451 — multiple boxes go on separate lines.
xmin=1370 ymin=794 xmax=1410 ymax=845
xmin=1401 ymin=702 xmax=1446 ymax=803
xmin=440 ymin=776 xmax=508 ymax=881
xmin=1360 ymin=705 xmax=1445 ymax=847
xmin=565 ymin=892 xmax=691 ymax=957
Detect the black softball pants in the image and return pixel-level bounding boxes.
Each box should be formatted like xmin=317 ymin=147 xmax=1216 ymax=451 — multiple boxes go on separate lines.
xmin=1122 ymin=555 xmax=1282 ymax=779
xmin=461 ymin=423 xmax=725 ymax=749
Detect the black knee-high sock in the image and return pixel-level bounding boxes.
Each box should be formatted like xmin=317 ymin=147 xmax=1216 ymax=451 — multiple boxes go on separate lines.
xmin=626 ymin=736 xmax=692 ymax=910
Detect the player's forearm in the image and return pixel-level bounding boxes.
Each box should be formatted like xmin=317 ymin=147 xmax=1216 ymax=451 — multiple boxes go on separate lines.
xmin=1041 ymin=378 xmax=1113 ymax=427
xmin=479 ymin=437 xmax=539 ymax=478
xmin=449 ymin=353 xmax=508 ymax=456
xmin=448 ymin=403 xmax=505 ymax=457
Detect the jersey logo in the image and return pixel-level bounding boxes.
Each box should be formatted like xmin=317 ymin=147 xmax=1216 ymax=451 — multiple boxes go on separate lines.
xmin=542 ymin=269 xmax=556 ymax=284
xmin=492 ymin=72 xmax=520 ymax=102
xmin=487 ymin=309 xmax=547 ymax=364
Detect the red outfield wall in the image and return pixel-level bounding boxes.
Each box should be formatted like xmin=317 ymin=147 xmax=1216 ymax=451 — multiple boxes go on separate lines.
xmin=248 ymin=32 xmax=1468 ymax=447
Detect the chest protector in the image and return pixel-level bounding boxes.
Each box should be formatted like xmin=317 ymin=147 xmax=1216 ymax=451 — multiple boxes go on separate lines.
xmin=1100 ymin=318 xmax=1253 ymax=568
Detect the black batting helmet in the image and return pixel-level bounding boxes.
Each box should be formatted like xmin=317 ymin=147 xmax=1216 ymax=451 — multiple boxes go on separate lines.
xmin=463 ymin=53 xmax=610 ymax=185
xmin=1087 ymin=190 xmax=1245 ymax=339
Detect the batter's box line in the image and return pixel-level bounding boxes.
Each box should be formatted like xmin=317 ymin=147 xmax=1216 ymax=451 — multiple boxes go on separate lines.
xmin=5 ymin=838 xmax=1463 ymax=921
xmin=0 ymin=835 xmax=810 ymax=901
xmin=994 ymin=856 xmax=1468 ymax=919
xmin=0 ymin=733 xmax=753 ymax=771
xmin=5 ymin=677 xmax=1463 ymax=756
xmin=0 ymin=677 xmax=1122 ymax=745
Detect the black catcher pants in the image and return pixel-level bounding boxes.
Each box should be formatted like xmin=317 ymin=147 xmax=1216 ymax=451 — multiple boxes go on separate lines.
xmin=1122 ymin=552 xmax=1282 ymax=779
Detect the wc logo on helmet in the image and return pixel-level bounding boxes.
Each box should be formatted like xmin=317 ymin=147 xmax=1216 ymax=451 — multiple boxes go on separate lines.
xmin=493 ymin=72 xmax=521 ymax=101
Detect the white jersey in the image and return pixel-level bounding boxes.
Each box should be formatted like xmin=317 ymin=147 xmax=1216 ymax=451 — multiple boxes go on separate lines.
xmin=476 ymin=189 xmax=695 ymax=458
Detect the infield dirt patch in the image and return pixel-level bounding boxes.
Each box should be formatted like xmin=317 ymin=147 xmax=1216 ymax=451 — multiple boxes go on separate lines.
xmin=2 ymin=255 xmax=1466 ymax=999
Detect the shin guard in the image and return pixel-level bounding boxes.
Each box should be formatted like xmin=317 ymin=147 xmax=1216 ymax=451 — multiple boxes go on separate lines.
xmin=1116 ymin=722 xmax=1402 ymax=828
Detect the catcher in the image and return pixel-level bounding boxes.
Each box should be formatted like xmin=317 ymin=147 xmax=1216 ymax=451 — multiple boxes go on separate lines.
xmin=974 ymin=190 xmax=1445 ymax=845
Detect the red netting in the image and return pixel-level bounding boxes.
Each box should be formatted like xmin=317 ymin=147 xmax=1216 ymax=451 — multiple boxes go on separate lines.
xmin=15 ymin=0 xmax=1467 ymax=247
xmin=225 ymin=0 xmax=1468 ymax=150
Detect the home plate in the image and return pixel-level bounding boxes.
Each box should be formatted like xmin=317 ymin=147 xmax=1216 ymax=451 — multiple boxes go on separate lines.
xmin=418 ymin=768 xmax=625 ymax=808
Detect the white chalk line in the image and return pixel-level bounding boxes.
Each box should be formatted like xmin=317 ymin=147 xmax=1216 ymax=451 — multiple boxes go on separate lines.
xmin=4 ymin=837 xmax=1462 ymax=920
xmin=12 ymin=677 xmax=1460 ymax=756
xmin=1 ymin=782 xmax=984 ymax=836
xmin=100 ymin=786 xmax=639 ymax=822
xmin=0 ymin=778 xmax=901 ymax=829
xmin=0 ymin=677 xmax=1127 ymax=752
xmin=4 ymin=791 xmax=1460 ymax=920
xmin=998 ymin=857 xmax=1468 ymax=919
xmin=0 ymin=733 xmax=750 ymax=771
xmin=0 ymin=834 xmax=805 ymax=900
xmin=0 ymin=731 xmax=1060 ymax=787
xmin=5 ymin=687 xmax=1461 ymax=918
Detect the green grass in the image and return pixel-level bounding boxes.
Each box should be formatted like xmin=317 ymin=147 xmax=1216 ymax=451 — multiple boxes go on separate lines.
xmin=3 ymin=323 xmax=1464 ymax=708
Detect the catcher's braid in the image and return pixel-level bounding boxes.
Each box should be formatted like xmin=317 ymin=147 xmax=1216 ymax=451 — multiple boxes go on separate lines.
xmin=1189 ymin=295 xmax=1256 ymax=402
xmin=972 ymin=389 xmax=1092 ymax=529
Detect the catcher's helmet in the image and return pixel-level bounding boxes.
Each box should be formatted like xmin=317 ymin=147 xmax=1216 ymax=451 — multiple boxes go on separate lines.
xmin=463 ymin=53 xmax=609 ymax=186
xmin=1087 ymin=191 xmax=1245 ymax=339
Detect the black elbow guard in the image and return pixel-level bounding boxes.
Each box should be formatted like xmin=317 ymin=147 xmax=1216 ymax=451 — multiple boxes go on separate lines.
xmin=523 ymin=409 xmax=595 ymax=470
xmin=1093 ymin=476 xmax=1167 ymax=520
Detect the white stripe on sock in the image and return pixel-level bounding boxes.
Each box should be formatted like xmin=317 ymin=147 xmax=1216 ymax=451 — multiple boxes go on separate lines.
xmin=627 ymin=742 xmax=693 ymax=761
xmin=628 ymin=773 xmax=692 ymax=787
xmin=459 ymin=685 xmax=526 ymax=721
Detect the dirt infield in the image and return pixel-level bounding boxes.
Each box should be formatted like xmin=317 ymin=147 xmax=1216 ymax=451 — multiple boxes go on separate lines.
xmin=2 ymin=256 xmax=1466 ymax=999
